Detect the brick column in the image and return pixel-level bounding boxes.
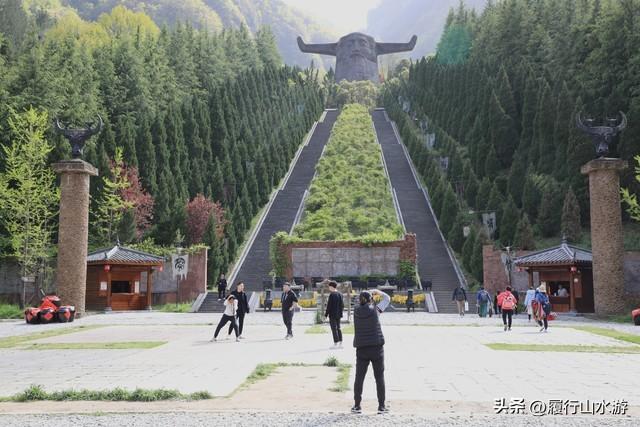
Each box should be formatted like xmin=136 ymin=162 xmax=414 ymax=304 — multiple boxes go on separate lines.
xmin=53 ymin=160 xmax=99 ymax=317
xmin=581 ymin=158 xmax=627 ymax=315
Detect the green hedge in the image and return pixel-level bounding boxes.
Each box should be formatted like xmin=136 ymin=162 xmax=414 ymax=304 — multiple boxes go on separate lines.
xmin=293 ymin=104 xmax=403 ymax=242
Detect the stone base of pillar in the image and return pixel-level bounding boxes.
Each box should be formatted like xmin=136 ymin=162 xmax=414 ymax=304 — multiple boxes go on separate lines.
xmin=581 ymin=158 xmax=627 ymax=315
xmin=54 ymin=159 xmax=98 ymax=317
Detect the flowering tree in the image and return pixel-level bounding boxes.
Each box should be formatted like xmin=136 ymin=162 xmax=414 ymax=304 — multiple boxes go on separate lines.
xmin=185 ymin=194 xmax=226 ymax=245
xmin=119 ymin=165 xmax=154 ymax=239
xmin=93 ymin=147 xmax=154 ymax=245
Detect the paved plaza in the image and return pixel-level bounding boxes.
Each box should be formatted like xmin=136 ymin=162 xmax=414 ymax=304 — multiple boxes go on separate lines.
xmin=1 ymin=311 xmax=640 ymax=426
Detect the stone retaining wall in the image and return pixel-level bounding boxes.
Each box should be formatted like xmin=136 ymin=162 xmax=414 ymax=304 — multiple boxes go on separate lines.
xmin=282 ymin=234 xmax=416 ymax=279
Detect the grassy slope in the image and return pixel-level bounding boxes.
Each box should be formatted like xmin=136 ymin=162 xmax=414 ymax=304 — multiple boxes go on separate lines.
xmin=294 ymin=104 xmax=403 ymax=242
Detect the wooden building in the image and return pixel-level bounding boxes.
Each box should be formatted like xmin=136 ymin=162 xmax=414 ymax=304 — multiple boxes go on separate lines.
xmin=86 ymin=245 xmax=164 ymax=311
xmin=513 ymin=241 xmax=593 ymax=313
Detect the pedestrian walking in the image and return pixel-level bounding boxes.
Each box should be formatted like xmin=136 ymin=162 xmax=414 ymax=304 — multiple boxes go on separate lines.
xmin=497 ymin=286 xmax=516 ymax=331
xmin=217 ymin=273 xmax=227 ymax=300
xmin=352 ymin=289 xmax=391 ymax=415
xmin=452 ymin=285 xmax=467 ymax=316
xmin=211 ymin=294 xmax=239 ymax=342
xmin=325 ymin=281 xmax=344 ymax=348
xmin=524 ymin=285 xmax=536 ymax=322
xmin=533 ymin=283 xmax=551 ymax=332
xmin=281 ymin=283 xmax=299 ymax=339
xmin=476 ymin=286 xmax=491 ymax=318
xmin=511 ymin=288 xmax=520 ymax=315
xmin=228 ymin=282 xmax=249 ymax=339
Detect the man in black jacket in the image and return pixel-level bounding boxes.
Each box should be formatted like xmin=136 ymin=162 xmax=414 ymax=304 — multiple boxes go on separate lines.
xmin=352 ymin=289 xmax=390 ymax=415
xmin=281 ymin=283 xmax=299 ymax=339
xmin=228 ymin=282 xmax=249 ymax=339
xmin=324 ymin=281 xmax=344 ymax=348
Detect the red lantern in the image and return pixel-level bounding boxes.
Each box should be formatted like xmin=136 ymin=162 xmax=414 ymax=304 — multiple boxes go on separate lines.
xmin=104 ymin=264 xmax=111 ymax=272
xmin=570 ymin=266 xmax=577 ymax=273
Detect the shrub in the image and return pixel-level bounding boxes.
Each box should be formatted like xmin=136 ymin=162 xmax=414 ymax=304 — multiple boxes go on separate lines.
xmin=293 ymin=104 xmax=403 ymax=242
xmin=324 ymin=356 xmax=339 ymax=367
xmin=0 ymin=304 xmax=22 ymax=319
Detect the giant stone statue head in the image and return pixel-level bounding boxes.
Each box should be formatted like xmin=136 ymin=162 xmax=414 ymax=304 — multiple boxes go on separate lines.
xmin=298 ymin=32 xmax=417 ymax=83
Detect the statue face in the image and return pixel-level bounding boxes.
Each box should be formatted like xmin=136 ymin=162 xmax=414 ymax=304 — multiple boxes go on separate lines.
xmin=337 ymin=33 xmax=376 ymax=63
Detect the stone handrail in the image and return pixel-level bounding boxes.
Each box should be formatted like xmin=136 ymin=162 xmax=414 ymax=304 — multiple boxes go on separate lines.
xmin=226 ymin=114 xmax=322 ymax=287
xmin=389 ymin=118 xmax=469 ymax=291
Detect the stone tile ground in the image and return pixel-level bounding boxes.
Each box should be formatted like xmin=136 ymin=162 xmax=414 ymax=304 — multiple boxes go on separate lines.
xmin=1 ymin=311 xmax=639 ymax=425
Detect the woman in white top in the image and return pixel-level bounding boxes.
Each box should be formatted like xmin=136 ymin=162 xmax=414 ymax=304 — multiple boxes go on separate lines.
xmin=211 ymin=295 xmax=239 ymax=342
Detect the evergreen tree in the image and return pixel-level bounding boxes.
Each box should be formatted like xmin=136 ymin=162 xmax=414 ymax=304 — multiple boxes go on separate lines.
xmin=561 ymin=187 xmax=581 ymax=242
xmin=499 ymin=197 xmax=519 ymax=246
xmin=537 ymin=183 xmax=562 ymax=238
xmin=514 ymin=214 xmax=535 ymax=250
xmin=439 ymin=183 xmax=459 ymax=235
xmin=448 ymin=212 xmax=466 ymax=252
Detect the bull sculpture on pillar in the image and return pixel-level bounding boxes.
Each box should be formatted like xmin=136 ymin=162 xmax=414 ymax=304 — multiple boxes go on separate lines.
xmin=297 ymin=32 xmax=418 ymax=83
xmin=576 ymin=112 xmax=627 ymax=158
xmin=55 ymin=115 xmax=103 ymax=159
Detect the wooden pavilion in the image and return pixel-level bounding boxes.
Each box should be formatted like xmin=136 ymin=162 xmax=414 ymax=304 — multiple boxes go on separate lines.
xmin=86 ymin=244 xmax=164 ymax=311
xmin=513 ymin=240 xmax=594 ymax=313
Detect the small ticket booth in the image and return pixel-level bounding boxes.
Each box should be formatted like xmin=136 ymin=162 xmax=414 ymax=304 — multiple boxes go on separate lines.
xmin=513 ymin=240 xmax=594 ymax=313
xmin=86 ymin=245 xmax=164 ymax=311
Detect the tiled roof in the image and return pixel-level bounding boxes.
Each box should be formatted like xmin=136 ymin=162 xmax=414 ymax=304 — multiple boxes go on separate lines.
xmin=87 ymin=245 xmax=164 ymax=265
xmin=513 ymin=242 xmax=592 ymax=266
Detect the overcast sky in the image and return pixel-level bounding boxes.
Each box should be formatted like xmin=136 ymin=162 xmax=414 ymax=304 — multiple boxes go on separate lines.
xmin=282 ymin=0 xmax=382 ymax=34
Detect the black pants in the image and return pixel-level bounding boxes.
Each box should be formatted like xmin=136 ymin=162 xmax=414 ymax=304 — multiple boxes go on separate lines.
xmin=229 ymin=313 xmax=245 ymax=336
xmin=502 ymin=309 xmax=513 ymax=328
xmin=282 ymin=310 xmax=293 ymax=336
xmin=329 ymin=316 xmax=342 ymax=343
xmin=218 ymin=288 xmax=226 ymax=299
xmin=538 ymin=317 xmax=548 ymax=330
xmin=354 ymin=345 xmax=385 ymax=407
xmin=214 ymin=314 xmax=238 ymax=338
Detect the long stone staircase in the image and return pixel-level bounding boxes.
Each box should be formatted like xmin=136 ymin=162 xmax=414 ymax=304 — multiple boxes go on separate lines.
xmin=197 ymin=110 xmax=338 ymax=312
xmin=372 ymin=109 xmax=475 ymax=314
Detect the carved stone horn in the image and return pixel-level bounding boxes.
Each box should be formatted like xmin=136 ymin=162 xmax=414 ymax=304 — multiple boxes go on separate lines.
xmin=55 ymin=117 xmax=65 ymax=132
xmin=376 ymin=35 xmax=418 ymax=55
xmin=576 ymin=112 xmax=597 ymax=135
xmin=616 ymin=111 xmax=627 ymax=133
xmin=296 ymin=36 xmax=338 ymax=56
xmin=89 ymin=114 xmax=104 ymax=136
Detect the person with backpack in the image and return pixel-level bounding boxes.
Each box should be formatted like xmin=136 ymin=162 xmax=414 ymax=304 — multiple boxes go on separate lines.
xmin=452 ymin=285 xmax=467 ymax=316
xmin=211 ymin=294 xmax=239 ymax=342
xmin=497 ymin=286 xmax=516 ymax=331
xmin=352 ymin=289 xmax=391 ymax=415
xmin=533 ymin=283 xmax=551 ymax=332
xmin=476 ymin=287 xmax=491 ymax=318
xmin=324 ymin=281 xmax=344 ymax=348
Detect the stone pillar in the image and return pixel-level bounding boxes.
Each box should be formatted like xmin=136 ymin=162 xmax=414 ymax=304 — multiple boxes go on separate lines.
xmin=53 ymin=160 xmax=99 ymax=317
xmin=581 ymin=158 xmax=627 ymax=315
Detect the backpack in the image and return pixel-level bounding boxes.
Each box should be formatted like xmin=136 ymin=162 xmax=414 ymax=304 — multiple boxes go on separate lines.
xmin=479 ymin=290 xmax=490 ymax=303
xmin=501 ymin=293 xmax=515 ymax=310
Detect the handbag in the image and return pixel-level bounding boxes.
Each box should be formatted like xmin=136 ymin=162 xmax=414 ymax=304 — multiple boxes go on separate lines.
xmin=547 ymin=311 xmax=557 ymax=321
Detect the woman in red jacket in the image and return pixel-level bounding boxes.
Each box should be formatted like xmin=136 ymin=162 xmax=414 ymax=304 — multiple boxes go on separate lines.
xmin=497 ymin=287 xmax=516 ymax=331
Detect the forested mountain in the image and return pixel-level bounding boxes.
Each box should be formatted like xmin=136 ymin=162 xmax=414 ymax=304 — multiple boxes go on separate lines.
xmin=367 ymin=0 xmax=487 ymax=59
xmin=0 ymin=3 xmax=324 ymax=284
xmin=382 ymin=0 xmax=640 ymax=283
xmin=7 ymin=0 xmax=335 ymax=69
